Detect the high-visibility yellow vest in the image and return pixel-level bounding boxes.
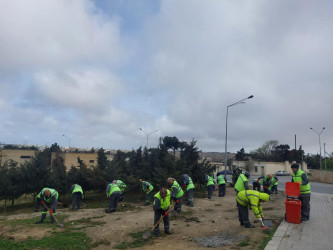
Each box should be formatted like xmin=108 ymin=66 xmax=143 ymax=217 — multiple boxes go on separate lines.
xmin=235 ymin=173 xmax=248 ymax=192
xmin=154 ymin=190 xmax=171 ymax=210
xmin=292 ymin=169 xmax=311 ymax=194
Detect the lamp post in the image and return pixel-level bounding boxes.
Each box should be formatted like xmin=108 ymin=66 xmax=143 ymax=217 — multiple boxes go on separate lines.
xmin=62 ymin=134 xmax=73 ymax=149
xmin=224 ymin=95 xmax=254 ymax=174
xmin=310 ymin=127 xmax=325 ymax=169
xmin=323 ymin=143 xmax=333 ymax=170
xmin=140 ymin=128 xmax=158 ymax=148
xmin=324 ymin=142 xmax=326 ymax=170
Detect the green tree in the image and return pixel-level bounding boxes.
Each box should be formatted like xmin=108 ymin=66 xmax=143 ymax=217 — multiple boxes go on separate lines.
xmin=97 ymin=148 xmax=107 ymax=170
xmin=305 ymin=154 xmax=320 ymax=169
xmin=235 ymin=148 xmax=247 ymax=160
xmin=0 ymin=161 xmax=25 ymax=211
xmin=162 ymin=136 xmax=180 ymax=156
xmin=250 ymin=140 xmax=279 ymax=161
xmin=273 ymin=144 xmax=290 ymax=162
xmin=67 ymin=159 xmax=94 ymax=192
xmin=49 ymin=152 xmax=67 ymax=196
xmin=21 ymin=150 xmax=51 ymax=205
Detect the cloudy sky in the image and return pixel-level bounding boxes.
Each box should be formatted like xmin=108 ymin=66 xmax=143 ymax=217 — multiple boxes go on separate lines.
xmin=0 ymin=0 xmax=332 ymax=155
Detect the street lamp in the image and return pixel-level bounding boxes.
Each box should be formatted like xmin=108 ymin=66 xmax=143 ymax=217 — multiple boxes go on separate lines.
xmin=224 ymin=95 xmax=254 ymax=174
xmin=310 ymin=127 xmax=325 ymax=169
xmin=140 ymin=128 xmax=158 ymax=148
xmin=62 ymin=134 xmax=73 ymax=149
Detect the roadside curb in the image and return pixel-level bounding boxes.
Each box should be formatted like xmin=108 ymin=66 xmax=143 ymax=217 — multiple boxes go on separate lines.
xmin=264 ymin=220 xmax=288 ymax=250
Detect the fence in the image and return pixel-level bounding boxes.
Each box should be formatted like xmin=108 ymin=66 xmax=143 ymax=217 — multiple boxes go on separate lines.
xmin=309 ymin=169 xmax=333 ymax=184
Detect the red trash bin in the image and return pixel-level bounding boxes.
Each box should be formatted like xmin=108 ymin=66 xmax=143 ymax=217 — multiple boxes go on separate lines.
xmin=285 ymin=182 xmax=302 ymax=224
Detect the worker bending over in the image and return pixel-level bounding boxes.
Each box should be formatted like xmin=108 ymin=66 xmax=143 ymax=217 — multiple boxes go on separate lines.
xmin=236 ymin=190 xmax=270 ymax=228
xmin=35 ymin=188 xmax=59 ymax=224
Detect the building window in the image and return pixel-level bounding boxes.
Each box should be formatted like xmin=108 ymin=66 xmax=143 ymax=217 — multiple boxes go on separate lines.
xmin=89 ymin=160 xmax=94 ymax=163
xmin=255 ymin=166 xmax=258 ymax=172
xmin=20 ymin=156 xmax=31 ymax=159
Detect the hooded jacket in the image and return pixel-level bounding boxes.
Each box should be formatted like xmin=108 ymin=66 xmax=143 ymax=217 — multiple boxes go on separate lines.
xmin=236 ymin=190 xmax=270 ymax=218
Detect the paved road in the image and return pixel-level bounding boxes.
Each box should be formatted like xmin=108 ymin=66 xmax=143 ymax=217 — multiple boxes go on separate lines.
xmin=265 ymin=192 xmax=333 ymax=250
xmin=249 ymin=175 xmax=333 ymax=195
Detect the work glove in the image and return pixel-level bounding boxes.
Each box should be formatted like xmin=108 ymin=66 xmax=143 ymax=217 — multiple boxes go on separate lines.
xmin=164 ymin=211 xmax=168 ymax=216
xmin=264 ymin=186 xmax=268 ymax=189
xmin=147 ymin=188 xmax=150 ymax=191
xmin=50 ymin=209 xmax=53 ymax=215
xmin=296 ymin=181 xmax=302 ymax=185
xmin=40 ymin=201 xmax=45 ymax=205
xmin=176 ymin=199 xmax=179 ymax=204
xmin=262 ymin=216 xmax=265 ymax=220
xmin=257 ymin=180 xmax=259 ymax=183
xmin=258 ymin=217 xmax=263 ymax=222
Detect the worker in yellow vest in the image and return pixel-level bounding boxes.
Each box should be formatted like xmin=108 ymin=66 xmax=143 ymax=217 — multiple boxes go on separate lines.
xmin=35 ymin=188 xmax=58 ymax=224
xmin=205 ymin=174 xmax=216 ymax=199
xmin=167 ymin=177 xmax=184 ymax=214
xmin=234 ymin=171 xmax=250 ymax=194
xmin=270 ymin=176 xmax=279 ymax=194
xmin=71 ymin=184 xmax=84 ymax=210
xmin=236 ymin=190 xmax=270 ymax=228
xmin=217 ymin=172 xmax=226 ymax=197
xmin=291 ymin=163 xmax=311 ymax=221
xmin=153 ymin=187 xmax=171 ymax=237
xmin=182 ymin=174 xmax=195 ymax=207
xmin=105 ymin=180 xmax=121 ymax=213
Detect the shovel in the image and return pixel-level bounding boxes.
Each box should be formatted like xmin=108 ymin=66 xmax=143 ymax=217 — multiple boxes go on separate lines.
xmin=260 ymin=221 xmax=269 ymax=231
xmin=263 ymin=219 xmax=273 ymax=227
xmin=143 ymin=202 xmax=175 ymax=239
xmin=42 ymin=203 xmax=64 ymax=227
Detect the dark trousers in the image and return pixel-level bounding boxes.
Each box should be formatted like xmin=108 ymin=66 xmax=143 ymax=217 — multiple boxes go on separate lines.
xmin=34 ymin=197 xmax=41 ymax=211
xmin=218 ymin=184 xmax=226 ymax=197
xmin=253 ymin=182 xmax=261 ymax=191
xmin=186 ymin=188 xmax=194 ymax=207
xmin=145 ymin=192 xmax=152 ymax=205
xmin=263 ymin=188 xmax=271 ymax=195
xmin=72 ymin=192 xmax=82 ymax=209
xmin=41 ymin=202 xmax=57 ymax=223
xmin=237 ymin=202 xmax=250 ymax=226
xmin=153 ymin=208 xmax=170 ymax=235
xmin=300 ymin=195 xmax=310 ymax=220
xmin=207 ymin=185 xmax=215 ymax=199
xmin=173 ymin=196 xmax=183 ymax=213
xmin=108 ymin=191 xmax=121 ymax=212
xmin=271 ymin=185 xmax=278 ymax=194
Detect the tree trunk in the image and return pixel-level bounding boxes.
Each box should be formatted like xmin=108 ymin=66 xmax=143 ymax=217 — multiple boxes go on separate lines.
xmin=33 ymin=193 xmax=36 ymax=205
xmin=4 ymin=199 xmax=7 ymax=213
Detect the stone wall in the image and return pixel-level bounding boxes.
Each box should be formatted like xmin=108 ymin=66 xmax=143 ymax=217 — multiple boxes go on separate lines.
xmin=309 ymin=169 xmax=333 ymax=184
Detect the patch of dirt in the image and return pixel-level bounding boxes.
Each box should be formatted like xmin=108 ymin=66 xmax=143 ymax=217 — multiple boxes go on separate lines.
xmin=0 ymin=223 xmax=52 ymax=241
xmin=0 ymin=187 xmax=285 ymax=249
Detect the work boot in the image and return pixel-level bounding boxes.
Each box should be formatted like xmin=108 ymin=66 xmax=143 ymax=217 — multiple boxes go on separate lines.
xmin=165 ymin=231 xmax=171 ymax=235
xmin=244 ymin=223 xmax=255 ymax=228
xmin=154 ymin=232 xmax=160 ymax=237
xmin=35 ymin=220 xmax=44 ymax=224
xmin=34 ymin=209 xmax=38 ymax=212
xmin=240 ymin=221 xmax=244 ymax=226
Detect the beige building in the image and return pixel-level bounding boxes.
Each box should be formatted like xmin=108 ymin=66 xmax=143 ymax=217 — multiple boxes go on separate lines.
xmin=0 ymin=149 xmax=37 ymax=167
xmin=231 ymin=160 xmax=308 ymax=176
xmin=0 ymin=148 xmax=115 ymax=171
xmin=51 ymin=152 xmax=114 ymax=171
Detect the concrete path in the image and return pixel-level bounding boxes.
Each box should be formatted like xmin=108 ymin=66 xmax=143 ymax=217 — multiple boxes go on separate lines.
xmin=265 ymin=192 xmax=333 ymax=250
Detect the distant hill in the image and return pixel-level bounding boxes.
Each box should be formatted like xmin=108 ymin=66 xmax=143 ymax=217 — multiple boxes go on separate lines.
xmin=199 ymin=152 xmax=235 ymax=162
